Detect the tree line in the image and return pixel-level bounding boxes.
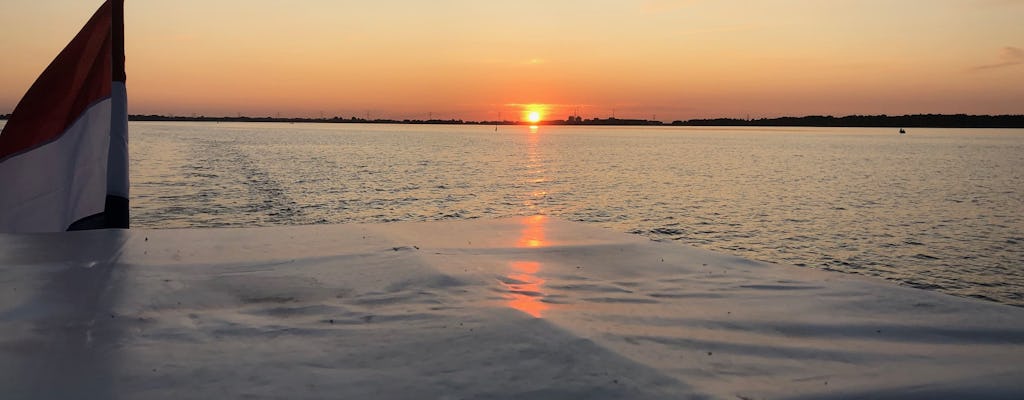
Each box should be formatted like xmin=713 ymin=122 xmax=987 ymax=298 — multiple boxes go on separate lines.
xmin=672 ymin=114 xmax=1024 ymax=128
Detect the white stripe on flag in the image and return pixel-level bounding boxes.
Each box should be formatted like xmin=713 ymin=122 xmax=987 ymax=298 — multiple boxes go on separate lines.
xmin=0 ymin=99 xmax=112 ymax=232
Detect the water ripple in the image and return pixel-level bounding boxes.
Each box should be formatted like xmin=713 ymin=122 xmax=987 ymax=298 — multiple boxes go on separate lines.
xmin=131 ymin=122 xmax=1024 ymax=307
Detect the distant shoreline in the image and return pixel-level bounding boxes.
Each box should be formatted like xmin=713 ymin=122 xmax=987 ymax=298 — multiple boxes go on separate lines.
xmin=2 ymin=113 xmax=1023 ymax=128
xmin=672 ymin=114 xmax=1024 ymax=129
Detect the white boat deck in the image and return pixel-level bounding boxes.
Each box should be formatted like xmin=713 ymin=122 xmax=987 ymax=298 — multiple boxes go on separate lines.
xmin=2 ymin=217 xmax=1022 ymax=399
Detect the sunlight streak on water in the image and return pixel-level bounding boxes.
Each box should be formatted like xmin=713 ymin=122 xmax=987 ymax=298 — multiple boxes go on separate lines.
xmin=504 ymin=216 xmax=551 ymax=317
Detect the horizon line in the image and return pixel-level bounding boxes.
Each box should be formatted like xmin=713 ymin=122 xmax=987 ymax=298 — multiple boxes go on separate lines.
xmin=3 ymin=112 xmax=1024 ymax=129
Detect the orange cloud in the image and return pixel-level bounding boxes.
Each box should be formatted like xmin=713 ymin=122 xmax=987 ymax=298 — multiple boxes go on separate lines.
xmin=970 ymin=46 xmax=1024 ymax=71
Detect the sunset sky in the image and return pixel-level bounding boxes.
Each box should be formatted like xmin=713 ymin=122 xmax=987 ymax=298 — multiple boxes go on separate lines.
xmin=1 ymin=0 xmax=1021 ymax=121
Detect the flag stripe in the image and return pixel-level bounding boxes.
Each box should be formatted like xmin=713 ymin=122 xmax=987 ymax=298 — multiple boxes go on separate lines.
xmin=0 ymin=2 xmax=112 ymax=161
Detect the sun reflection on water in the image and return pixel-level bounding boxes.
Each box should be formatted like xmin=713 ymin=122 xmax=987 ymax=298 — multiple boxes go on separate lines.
xmin=521 ymin=129 xmax=548 ymax=213
xmin=517 ymin=215 xmax=547 ymax=248
xmin=504 ymin=215 xmax=551 ymax=317
xmin=502 ymin=261 xmax=548 ymax=318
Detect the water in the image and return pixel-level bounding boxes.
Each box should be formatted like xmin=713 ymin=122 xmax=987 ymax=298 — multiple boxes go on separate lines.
xmin=107 ymin=122 xmax=1024 ymax=306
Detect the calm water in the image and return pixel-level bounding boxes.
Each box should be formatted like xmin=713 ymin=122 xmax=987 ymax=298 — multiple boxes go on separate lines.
xmin=123 ymin=122 xmax=1021 ymax=307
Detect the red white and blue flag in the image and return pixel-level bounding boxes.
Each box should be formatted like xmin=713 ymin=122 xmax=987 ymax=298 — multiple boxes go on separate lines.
xmin=0 ymin=0 xmax=128 ymax=232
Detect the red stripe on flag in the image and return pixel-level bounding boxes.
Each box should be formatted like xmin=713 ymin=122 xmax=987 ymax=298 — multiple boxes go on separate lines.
xmin=0 ymin=1 xmax=113 ymax=160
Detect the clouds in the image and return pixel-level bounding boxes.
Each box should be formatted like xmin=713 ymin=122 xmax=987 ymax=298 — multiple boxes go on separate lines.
xmin=970 ymin=46 xmax=1024 ymax=71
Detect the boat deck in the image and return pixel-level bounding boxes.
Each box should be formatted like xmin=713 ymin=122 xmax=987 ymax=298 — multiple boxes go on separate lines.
xmin=2 ymin=217 xmax=1022 ymax=399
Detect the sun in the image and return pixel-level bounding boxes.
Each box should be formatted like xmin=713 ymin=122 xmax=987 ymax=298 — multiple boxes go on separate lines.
xmin=518 ymin=104 xmax=549 ymax=124
xmin=526 ymin=111 xmax=541 ymax=123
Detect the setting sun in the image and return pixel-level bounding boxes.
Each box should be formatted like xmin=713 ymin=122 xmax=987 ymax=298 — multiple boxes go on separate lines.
xmin=526 ymin=111 xmax=541 ymax=123
xmin=517 ymin=104 xmax=550 ymax=124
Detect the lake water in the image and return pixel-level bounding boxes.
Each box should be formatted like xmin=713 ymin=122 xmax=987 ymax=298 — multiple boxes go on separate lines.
xmin=121 ymin=122 xmax=1024 ymax=307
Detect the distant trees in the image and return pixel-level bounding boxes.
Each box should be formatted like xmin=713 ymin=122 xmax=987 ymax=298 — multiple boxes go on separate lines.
xmin=672 ymin=114 xmax=1024 ymax=128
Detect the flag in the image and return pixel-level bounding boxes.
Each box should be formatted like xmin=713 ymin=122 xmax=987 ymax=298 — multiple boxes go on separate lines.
xmin=0 ymin=0 xmax=128 ymax=233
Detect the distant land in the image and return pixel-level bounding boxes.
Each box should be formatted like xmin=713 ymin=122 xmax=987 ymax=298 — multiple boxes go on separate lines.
xmin=675 ymin=114 xmax=1024 ymax=128
xmin=2 ymin=113 xmax=1023 ymax=128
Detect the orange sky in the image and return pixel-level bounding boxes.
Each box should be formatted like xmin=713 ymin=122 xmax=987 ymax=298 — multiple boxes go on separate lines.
xmin=1 ymin=0 xmax=1022 ymax=121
